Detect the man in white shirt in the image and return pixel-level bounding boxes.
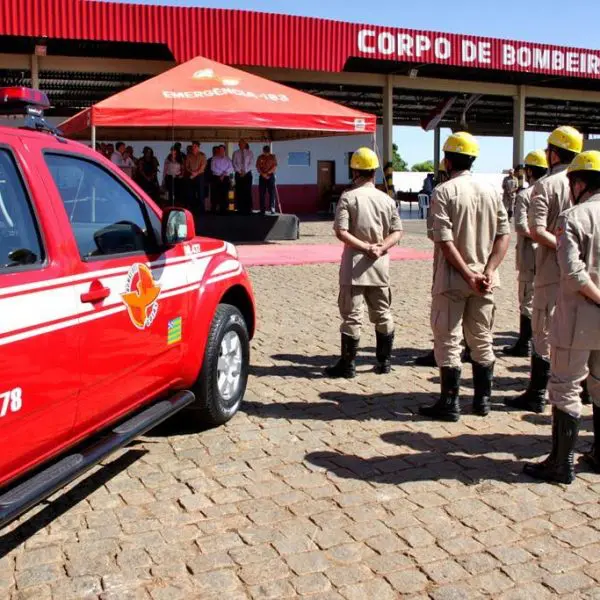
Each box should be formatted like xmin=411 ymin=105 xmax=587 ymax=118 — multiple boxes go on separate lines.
xmin=211 ymin=145 xmax=234 ymax=214
xmin=232 ymin=140 xmax=255 ymax=215
xmin=110 ymin=142 xmax=127 ymax=169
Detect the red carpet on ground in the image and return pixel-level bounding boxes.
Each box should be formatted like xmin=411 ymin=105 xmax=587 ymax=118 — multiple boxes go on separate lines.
xmin=238 ymin=244 xmax=432 ymax=267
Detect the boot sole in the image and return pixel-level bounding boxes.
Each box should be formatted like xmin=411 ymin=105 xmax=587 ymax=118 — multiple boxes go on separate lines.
xmin=418 ymin=410 xmax=460 ymax=422
xmin=523 ymin=465 xmax=574 ymax=484
xmin=504 ymin=400 xmax=545 ymax=414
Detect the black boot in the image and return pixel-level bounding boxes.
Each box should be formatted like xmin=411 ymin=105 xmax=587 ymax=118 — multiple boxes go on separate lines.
xmin=505 ymin=353 xmax=549 ymax=413
xmin=415 ymin=349 xmax=436 ymax=367
xmin=461 ymin=345 xmax=473 ymax=364
xmin=324 ymin=334 xmax=358 ymax=379
xmin=472 ymin=362 xmax=494 ymax=417
xmin=582 ymin=403 xmax=600 ymax=472
xmin=374 ymin=331 xmax=394 ymax=374
xmin=524 ymin=407 xmax=579 ymax=484
xmin=503 ymin=315 xmax=532 ymax=357
xmin=581 ymin=379 xmax=591 ymax=405
xmin=419 ymin=367 xmax=461 ymax=422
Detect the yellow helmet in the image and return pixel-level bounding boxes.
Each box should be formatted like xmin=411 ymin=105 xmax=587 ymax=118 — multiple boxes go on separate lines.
xmin=548 ymin=126 xmax=583 ymax=154
xmin=524 ymin=149 xmax=548 ymax=170
xmin=567 ymin=150 xmax=600 ymax=174
xmin=443 ymin=131 xmax=479 ymax=157
xmin=350 ymin=147 xmax=379 ymax=170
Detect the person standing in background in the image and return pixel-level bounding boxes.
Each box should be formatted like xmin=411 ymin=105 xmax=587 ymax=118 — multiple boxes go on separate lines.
xmin=163 ymin=146 xmax=184 ymax=206
xmin=232 ymin=140 xmax=255 ymax=215
xmin=185 ymin=142 xmax=207 ymax=217
xmin=211 ymin=145 xmax=234 ymax=214
xmin=256 ymin=145 xmax=278 ymax=214
xmin=502 ymin=168 xmax=519 ymax=220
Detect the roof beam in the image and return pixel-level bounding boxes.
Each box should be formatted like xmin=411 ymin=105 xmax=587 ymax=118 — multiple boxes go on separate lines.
xmin=0 ymin=54 xmax=174 ymax=75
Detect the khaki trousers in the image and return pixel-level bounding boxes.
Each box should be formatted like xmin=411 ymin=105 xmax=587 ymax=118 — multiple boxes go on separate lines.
xmin=549 ymin=348 xmax=600 ymax=418
xmin=532 ymin=284 xmax=558 ymax=361
xmin=338 ymin=285 xmax=394 ymax=339
xmin=519 ymin=279 xmax=534 ymax=318
xmin=431 ymin=290 xmax=496 ymax=368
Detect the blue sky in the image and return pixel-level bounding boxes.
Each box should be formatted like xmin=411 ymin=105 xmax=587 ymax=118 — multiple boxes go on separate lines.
xmin=107 ymin=0 xmax=600 ymax=172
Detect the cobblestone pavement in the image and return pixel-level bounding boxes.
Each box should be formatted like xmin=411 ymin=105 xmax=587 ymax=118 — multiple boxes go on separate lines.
xmin=2 ymin=219 xmax=600 ymax=599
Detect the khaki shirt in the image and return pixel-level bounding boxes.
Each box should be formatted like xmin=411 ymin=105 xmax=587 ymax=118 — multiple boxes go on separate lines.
xmin=185 ymin=152 xmax=207 ymax=176
xmin=529 ymin=164 xmax=571 ymax=288
xmin=334 ymin=182 xmax=403 ymax=286
xmin=431 ymin=171 xmax=510 ymax=295
xmin=256 ymin=153 xmax=278 ymax=176
xmin=551 ymin=193 xmax=600 ymax=350
xmin=502 ymin=176 xmax=518 ymax=201
xmin=514 ymin=187 xmax=537 ymax=281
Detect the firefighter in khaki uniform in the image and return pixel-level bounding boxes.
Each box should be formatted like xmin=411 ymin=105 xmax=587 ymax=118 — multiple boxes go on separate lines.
xmin=325 ymin=147 xmax=403 ymax=378
xmin=524 ymin=151 xmax=600 ymax=484
xmin=503 ymin=150 xmax=548 ymax=357
xmin=419 ymin=132 xmax=510 ymax=422
xmin=507 ymin=126 xmax=583 ymax=414
xmin=415 ymin=162 xmax=473 ymax=368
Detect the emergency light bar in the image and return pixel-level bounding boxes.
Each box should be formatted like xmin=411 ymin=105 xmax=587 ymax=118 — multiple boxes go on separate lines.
xmin=0 ymin=87 xmax=61 ymax=136
xmin=0 ymin=87 xmax=50 ymax=115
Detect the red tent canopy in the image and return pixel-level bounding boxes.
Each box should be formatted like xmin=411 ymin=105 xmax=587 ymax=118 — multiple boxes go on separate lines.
xmin=59 ymin=56 xmax=376 ymax=142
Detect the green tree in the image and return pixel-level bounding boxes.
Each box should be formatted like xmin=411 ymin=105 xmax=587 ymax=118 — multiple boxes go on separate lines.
xmin=411 ymin=160 xmax=435 ymax=172
xmin=392 ymin=143 xmax=407 ymax=172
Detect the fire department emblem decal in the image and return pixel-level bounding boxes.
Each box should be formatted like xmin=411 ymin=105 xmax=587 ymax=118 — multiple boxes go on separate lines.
xmin=121 ymin=263 xmax=161 ymax=330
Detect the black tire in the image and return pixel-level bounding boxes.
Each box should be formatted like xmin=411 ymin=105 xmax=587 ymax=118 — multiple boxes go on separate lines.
xmin=191 ymin=303 xmax=249 ymax=427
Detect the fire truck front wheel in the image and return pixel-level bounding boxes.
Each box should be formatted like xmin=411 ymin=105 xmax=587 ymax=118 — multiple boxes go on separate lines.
xmin=191 ymin=303 xmax=250 ymax=427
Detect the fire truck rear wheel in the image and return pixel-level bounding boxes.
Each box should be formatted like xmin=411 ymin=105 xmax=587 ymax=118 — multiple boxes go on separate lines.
xmin=192 ymin=303 xmax=250 ymax=427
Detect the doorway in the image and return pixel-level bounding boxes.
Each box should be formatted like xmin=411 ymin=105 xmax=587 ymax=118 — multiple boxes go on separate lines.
xmin=317 ymin=160 xmax=336 ymax=209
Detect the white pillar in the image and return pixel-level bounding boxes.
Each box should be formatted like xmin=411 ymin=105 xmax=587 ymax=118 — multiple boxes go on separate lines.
xmin=91 ymin=125 xmax=96 ymax=148
xmin=434 ymin=127 xmax=441 ymax=175
xmin=382 ymin=75 xmax=393 ymax=165
xmin=30 ymin=55 xmax=39 ymax=89
xmin=513 ymin=86 xmax=525 ymax=168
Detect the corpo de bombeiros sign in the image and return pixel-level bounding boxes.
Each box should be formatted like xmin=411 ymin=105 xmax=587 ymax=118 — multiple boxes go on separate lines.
xmin=357 ymin=29 xmax=600 ymax=77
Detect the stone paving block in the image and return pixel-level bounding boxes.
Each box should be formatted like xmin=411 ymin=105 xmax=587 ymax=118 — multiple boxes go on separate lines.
xmin=339 ymin=577 xmax=397 ymax=600
xmin=366 ymin=552 xmax=413 ymax=574
xmin=292 ymin=572 xmax=332 ymax=595
xmin=459 ymin=552 xmax=500 ymax=576
xmin=11 ymin=583 xmax=53 ymax=599
xmin=544 ymin=571 xmax=595 ymax=594
xmin=239 ymin=558 xmax=290 ymax=586
xmin=398 ymin=526 xmax=436 ymax=548
xmin=421 ymin=559 xmax=470 ymax=585
xmin=430 ymin=585 xmax=484 ymax=600
xmin=325 ymin=564 xmax=373 ymax=587
xmin=14 ymin=564 xmax=64 ymax=590
xmin=555 ymin=525 xmax=600 ymax=548
xmin=229 ymin=543 xmax=278 ymax=566
xmin=285 ymin=551 xmax=330 ymax=575
xmin=472 ymin=569 xmax=515 ymax=594
xmin=497 ymin=582 xmax=553 ymax=600
xmin=540 ymin=550 xmax=587 ymax=573
xmin=439 ymin=536 xmax=485 ymax=557
xmin=386 ymin=568 xmax=429 ymax=594
xmin=196 ymin=532 xmax=244 ymax=554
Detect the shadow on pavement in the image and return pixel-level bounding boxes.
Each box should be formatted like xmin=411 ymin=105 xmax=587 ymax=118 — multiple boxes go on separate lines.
xmin=0 ymin=449 xmax=145 ymax=556
xmin=250 ymin=348 xmax=443 ymax=379
xmin=305 ymin=426 xmax=593 ymax=486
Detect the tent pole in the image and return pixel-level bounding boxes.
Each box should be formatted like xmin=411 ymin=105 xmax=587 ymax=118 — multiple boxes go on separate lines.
xmin=91 ymin=125 xmax=96 ymax=149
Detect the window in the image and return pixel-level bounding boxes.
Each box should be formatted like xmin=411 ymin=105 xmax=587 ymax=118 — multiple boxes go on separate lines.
xmin=288 ymin=151 xmax=311 ymax=167
xmin=45 ymin=153 xmax=159 ymax=259
xmin=0 ymin=149 xmax=44 ymax=270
